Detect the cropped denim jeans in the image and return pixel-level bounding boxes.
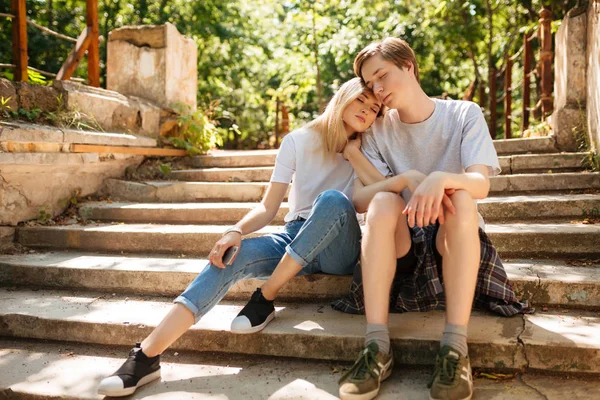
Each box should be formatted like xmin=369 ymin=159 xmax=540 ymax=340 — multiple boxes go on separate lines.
xmin=174 ymin=189 xmax=361 ymax=323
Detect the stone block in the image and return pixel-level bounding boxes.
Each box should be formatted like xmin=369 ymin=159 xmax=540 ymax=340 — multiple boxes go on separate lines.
xmin=0 ymin=227 xmax=15 ymax=249
xmin=16 ymin=83 xmax=60 ymax=112
xmin=107 ymin=23 xmax=197 ymax=110
xmin=0 ymin=78 xmax=18 ymax=111
xmin=554 ymin=12 xmax=587 ymax=110
xmin=552 ymin=107 xmax=584 ymax=151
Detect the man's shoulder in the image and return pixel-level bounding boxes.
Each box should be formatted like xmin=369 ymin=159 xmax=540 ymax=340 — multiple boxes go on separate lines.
xmin=436 ymin=98 xmax=482 ymax=119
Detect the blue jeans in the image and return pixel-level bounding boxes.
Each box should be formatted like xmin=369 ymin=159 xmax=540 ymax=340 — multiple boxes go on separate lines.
xmin=174 ymin=189 xmax=361 ymax=323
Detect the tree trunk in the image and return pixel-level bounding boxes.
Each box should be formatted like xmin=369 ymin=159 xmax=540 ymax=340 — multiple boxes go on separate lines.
xmin=312 ymin=6 xmax=323 ymax=112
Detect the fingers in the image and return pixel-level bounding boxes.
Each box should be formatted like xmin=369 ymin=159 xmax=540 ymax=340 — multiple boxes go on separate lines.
xmin=430 ymin=200 xmax=440 ymax=225
xmin=210 ymin=244 xmax=226 ymax=269
xmin=442 ymin=194 xmax=456 ymax=215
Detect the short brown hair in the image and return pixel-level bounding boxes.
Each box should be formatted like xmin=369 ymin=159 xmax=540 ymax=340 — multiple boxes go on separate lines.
xmin=354 ymin=37 xmax=420 ymax=84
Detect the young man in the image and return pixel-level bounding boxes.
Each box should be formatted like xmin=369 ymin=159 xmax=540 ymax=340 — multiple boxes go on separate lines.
xmin=335 ymin=38 xmax=528 ymax=400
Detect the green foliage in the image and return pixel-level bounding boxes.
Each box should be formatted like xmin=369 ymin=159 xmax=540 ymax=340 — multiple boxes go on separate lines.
xmin=0 ymin=0 xmax=578 ymax=146
xmin=0 ymin=96 xmax=12 ymax=119
xmin=169 ymin=101 xmax=225 ymax=155
xmin=159 ymin=164 xmax=172 ymax=176
xmin=36 ymin=207 xmax=53 ymax=224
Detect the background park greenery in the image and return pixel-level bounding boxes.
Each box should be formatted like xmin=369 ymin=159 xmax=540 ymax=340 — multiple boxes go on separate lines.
xmin=1 ymin=0 xmax=577 ymax=148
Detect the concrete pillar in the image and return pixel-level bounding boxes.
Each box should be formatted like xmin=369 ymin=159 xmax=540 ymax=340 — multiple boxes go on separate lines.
xmin=587 ymin=1 xmax=600 ymax=155
xmin=107 ymin=23 xmax=197 ymax=111
xmin=552 ymin=11 xmax=587 ymax=151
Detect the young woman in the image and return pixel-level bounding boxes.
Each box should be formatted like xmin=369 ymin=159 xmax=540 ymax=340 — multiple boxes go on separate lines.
xmin=98 ymin=77 xmax=383 ymax=397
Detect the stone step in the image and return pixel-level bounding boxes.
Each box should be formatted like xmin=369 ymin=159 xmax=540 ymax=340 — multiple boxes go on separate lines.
xmin=0 ymin=121 xmax=157 ymax=148
xmin=192 ymin=149 xmax=278 ymax=168
xmin=1 ymin=288 xmax=599 ymax=374
xmin=493 ymin=136 xmax=558 ymax=155
xmin=1 ymin=252 xmax=599 ymax=309
xmin=4 ymin=339 xmax=591 ymax=400
xmin=15 ymin=222 xmax=600 ymax=258
xmin=188 ymin=138 xmax=558 ymax=169
xmin=79 ymin=194 xmax=600 ymax=225
xmin=173 ymin=153 xmax=590 ymax=182
xmin=104 ymin=172 xmax=600 ymax=202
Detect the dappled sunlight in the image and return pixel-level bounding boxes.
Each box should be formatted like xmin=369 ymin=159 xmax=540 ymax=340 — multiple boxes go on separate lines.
xmin=526 ymin=314 xmax=600 ymax=346
xmin=487 ymin=223 xmax=598 ymax=232
xmin=293 ymin=320 xmax=325 ymax=332
xmin=268 ymin=379 xmax=337 ymax=400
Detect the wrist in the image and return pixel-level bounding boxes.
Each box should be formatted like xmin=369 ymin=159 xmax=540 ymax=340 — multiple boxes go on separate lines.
xmin=222 ymin=227 xmax=243 ymax=237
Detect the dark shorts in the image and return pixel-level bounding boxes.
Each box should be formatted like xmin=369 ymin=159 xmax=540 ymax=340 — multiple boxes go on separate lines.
xmin=332 ymin=224 xmax=531 ymax=317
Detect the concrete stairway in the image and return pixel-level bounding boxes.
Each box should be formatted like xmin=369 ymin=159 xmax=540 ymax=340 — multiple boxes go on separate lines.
xmin=2 ymin=136 xmax=600 ymax=398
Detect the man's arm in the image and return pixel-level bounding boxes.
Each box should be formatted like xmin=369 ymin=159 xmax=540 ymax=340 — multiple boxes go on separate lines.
xmin=403 ymin=165 xmax=489 ymax=227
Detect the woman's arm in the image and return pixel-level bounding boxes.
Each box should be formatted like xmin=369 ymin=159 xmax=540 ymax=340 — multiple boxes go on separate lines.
xmin=352 ymin=174 xmax=409 ymax=213
xmin=343 ymin=141 xmax=387 ymax=186
xmin=209 ymin=181 xmax=288 ymax=268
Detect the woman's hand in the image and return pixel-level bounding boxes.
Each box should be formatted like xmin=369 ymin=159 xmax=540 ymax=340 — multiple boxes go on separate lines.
xmin=209 ymin=232 xmax=242 ymax=269
xmin=343 ymin=134 xmax=362 ymax=160
xmin=403 ymin=172 xmax=456 ymax=227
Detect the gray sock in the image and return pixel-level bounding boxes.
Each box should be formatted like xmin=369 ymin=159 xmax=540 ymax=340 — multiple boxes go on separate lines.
xmin=440 ymin=323 xmax=468 ymax=357
xmin=366 ymin=323 xmax=390 ymax=354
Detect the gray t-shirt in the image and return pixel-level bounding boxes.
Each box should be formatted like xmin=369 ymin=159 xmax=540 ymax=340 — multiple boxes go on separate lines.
xmin=361 ymin=98 xmax=500 ymax=228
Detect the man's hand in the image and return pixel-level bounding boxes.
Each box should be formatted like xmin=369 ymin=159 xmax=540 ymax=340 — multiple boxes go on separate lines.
xmin=343 ymin=134 xmax=362 ymax=160
xmin=403 ymin=171 xmax=456 ymax=227
xmin=209 ymin=232 xmax=242 ymax=269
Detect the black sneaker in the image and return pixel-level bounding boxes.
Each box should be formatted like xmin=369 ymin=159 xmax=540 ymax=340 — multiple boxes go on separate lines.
xmin=230 ymin=288 xmax=275 ymax=334
xmin=97 ymin=343 xmax=161 ymax=397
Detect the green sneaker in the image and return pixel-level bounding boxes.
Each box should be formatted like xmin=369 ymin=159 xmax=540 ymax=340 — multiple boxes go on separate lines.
xmin=338 ymin=342 xmax=394 ymax=400
xmin=428 ymin=345 xmax=473 ymax=400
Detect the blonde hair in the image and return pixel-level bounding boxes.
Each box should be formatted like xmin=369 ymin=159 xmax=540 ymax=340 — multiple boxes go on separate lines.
xmin=354 ymin=37 xmax=420 ymax=84
xmin=306 ymin=77 xmax=371 ymax=157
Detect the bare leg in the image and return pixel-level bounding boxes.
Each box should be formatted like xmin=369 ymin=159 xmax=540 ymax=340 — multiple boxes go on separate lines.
xmin=362 ymin=193 xmax=411 ymax=325
xmin=260 ymin=253 xmax=303 ymax=300
xmin=140 ymin=304 xmax=195 ymax=357
xmin=436 ymin=190 xmax=480 ymax=326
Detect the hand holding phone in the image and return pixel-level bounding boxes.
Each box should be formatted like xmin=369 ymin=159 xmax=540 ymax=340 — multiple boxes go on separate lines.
xmin=222 ymin=246 xmax=239 ymax=266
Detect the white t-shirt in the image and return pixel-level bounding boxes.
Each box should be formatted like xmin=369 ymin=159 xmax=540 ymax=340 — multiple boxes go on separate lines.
xmin=361 ymin=99 xmax=500 ymax=229
xmin=271 ymin=128 xmax=355 ymax=222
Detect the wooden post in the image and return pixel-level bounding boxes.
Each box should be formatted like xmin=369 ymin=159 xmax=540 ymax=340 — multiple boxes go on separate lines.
xmin=275 ymin=97 xmax=280 ymax=149
xmin=488 ymin=66 xmax=497 ymax=139
xmin=504 ymin=52 xmax=512 ymax=139
xmin=522 ymin=31 xmax=532 ymax=132
xmin=86 ymin=0 xmax=100 ymax=87
xmin=10 ymin=0 xmax=28 ymax=82
xmin=539 ymin=7 xmax=553 ymax=118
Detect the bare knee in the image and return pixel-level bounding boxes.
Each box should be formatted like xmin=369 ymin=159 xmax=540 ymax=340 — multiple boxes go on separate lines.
xmin=366 ymin=192 xmax=404 ymax=228
xmin=445 ymin=190 xmax=478 ymax=229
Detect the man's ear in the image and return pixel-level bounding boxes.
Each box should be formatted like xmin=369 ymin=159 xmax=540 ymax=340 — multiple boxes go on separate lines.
xmin=406 ymin=62 xmax=414 ymax=78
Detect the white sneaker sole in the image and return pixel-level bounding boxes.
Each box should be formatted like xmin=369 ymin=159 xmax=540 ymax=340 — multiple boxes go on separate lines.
xmin=231 ymin=311 xmax=275 ymax=334
xmin=98 ymin=368 xmax=161 ymax=397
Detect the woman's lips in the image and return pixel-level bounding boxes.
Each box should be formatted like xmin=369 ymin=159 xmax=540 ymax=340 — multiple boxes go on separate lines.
xmin=383 ymin=94 xmax=391 ymax=104
xmin=356 ymin=115 xmax=366 ymax=123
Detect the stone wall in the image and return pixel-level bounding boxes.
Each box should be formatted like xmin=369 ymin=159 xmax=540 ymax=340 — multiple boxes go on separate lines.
xmin=588 ymin=0 xmax=600 ymax=154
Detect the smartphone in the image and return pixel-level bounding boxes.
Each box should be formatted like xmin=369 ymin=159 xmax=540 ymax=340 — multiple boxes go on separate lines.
xmin=222 ymin=246 xmax=239 ymax=265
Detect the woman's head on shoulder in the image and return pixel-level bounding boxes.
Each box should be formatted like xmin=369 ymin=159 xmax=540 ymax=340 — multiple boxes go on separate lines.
xmin=308 ymin=77 xmax=382 ymax=156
